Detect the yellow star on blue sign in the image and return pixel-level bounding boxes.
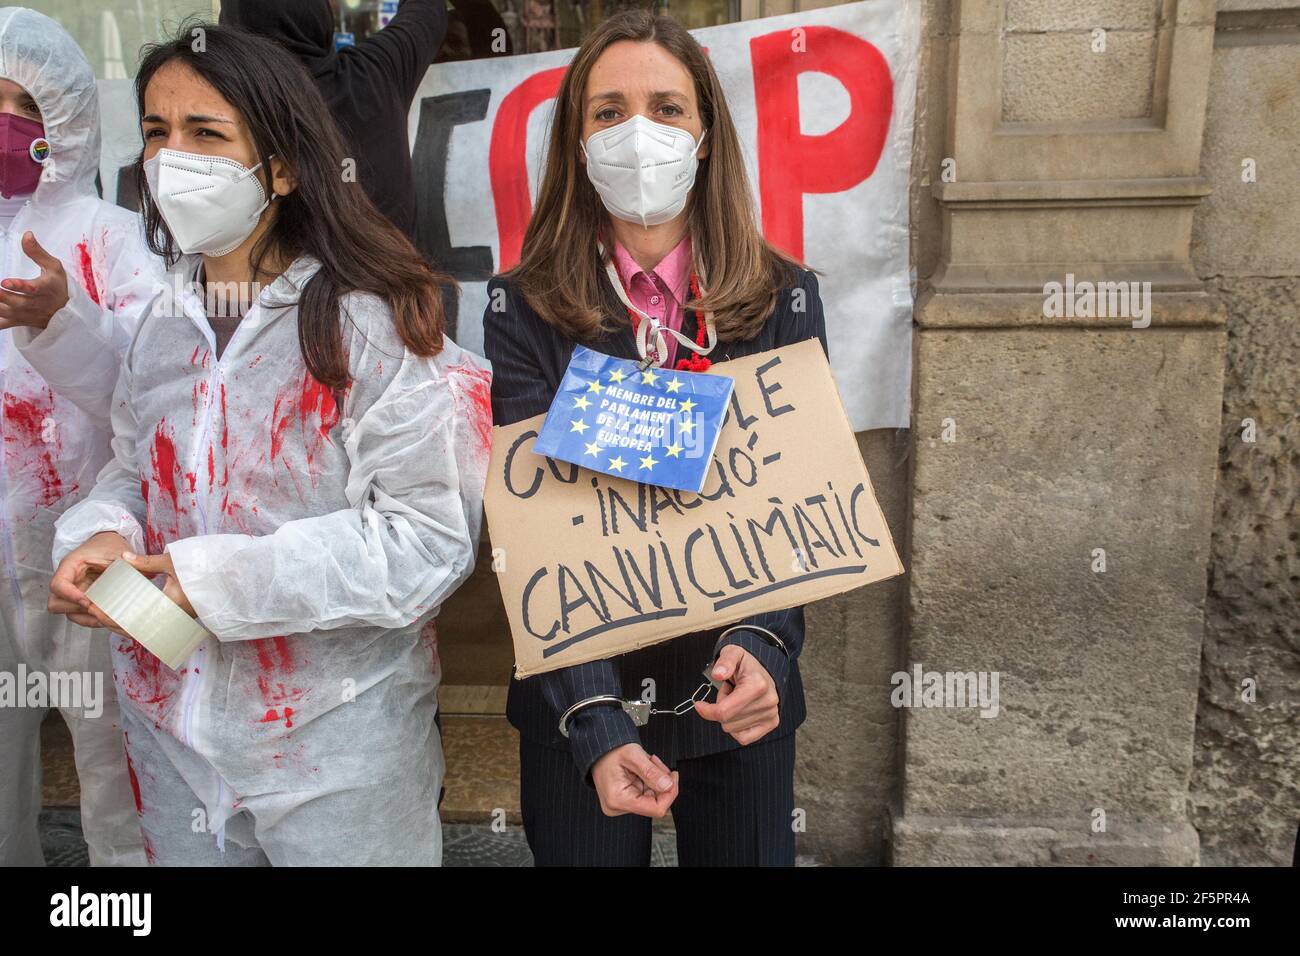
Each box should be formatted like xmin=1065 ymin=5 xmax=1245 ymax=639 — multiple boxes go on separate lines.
xmin=570 ymin=419 xmax=589 ymax=434
xmin=608 ymin=455 xmax=628 ymax=472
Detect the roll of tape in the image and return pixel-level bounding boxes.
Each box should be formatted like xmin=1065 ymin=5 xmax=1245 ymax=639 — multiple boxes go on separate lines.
xmin=84 ymin=559 xmax=209 ymax=671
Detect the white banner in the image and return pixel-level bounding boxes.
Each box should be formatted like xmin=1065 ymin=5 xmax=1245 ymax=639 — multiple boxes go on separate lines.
xmin=97 ymin=0 xmax=918 ymax=430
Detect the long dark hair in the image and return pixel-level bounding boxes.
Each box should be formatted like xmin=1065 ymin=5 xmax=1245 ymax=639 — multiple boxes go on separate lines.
xmin=507 ymin=10 xmax=798 ymax=343
xmin=133 ymin=22 xmax=452 ymax=389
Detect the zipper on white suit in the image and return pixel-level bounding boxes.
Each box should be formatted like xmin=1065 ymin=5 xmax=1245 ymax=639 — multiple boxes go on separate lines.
xmin=171 ymin=277 xmax=264 ymax=851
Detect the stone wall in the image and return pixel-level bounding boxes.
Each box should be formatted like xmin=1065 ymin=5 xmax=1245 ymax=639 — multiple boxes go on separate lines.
xmin=894 ymin=0 xmax=1227 ymax=865
xmin=1187 ymin=3 xmax=1300 ymax=866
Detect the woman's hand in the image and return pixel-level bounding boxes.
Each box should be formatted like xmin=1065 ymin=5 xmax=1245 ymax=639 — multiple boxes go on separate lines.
xmin=0 ymin=232 xmax=71 ymax=331
xmin=122 ymin=550 xmax=197 ymax=618
xmin=693 ymin=644 xmax=781 ymax=746
xmin=48 ymin=531 xmax=129 ymax=629
xmin=591 ymin=743 xmax=679 ymax=818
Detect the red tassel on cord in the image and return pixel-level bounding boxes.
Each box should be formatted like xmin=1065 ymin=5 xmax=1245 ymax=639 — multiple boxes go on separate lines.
xmin=675 ymin=271 xmax=711 ymax=372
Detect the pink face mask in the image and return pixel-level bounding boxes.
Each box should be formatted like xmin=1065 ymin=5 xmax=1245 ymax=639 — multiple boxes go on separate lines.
xmin=0 ymin=112 xmax=48 ymax=198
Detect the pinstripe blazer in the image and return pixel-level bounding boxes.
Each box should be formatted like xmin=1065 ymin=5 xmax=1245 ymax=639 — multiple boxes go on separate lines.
xmin=483 ymin=264 xmax=829 ymax=779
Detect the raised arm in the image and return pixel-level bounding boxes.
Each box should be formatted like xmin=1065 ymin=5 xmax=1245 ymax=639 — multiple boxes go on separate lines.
xmin=352 ymin=0 xmax=448 ymax=102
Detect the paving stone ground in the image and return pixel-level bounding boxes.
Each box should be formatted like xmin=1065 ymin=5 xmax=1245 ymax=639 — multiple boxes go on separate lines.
xmin=38 ymin=810 xmax=681 ymax=867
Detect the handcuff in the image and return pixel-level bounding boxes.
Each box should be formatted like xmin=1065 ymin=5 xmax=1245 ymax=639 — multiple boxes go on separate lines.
xmin=557 ymin=624 xmax=790 ymax=738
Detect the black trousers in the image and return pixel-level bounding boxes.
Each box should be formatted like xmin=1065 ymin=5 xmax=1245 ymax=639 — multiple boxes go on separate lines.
xmin=520 ymin=732 xmax=797 ymax=866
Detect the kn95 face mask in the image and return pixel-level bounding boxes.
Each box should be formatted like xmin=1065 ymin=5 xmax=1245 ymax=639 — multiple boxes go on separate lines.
xmin=143 ymin=147 xmax=271 ymax=256
xmin=582 ymin=114 xmax=706 ymax=228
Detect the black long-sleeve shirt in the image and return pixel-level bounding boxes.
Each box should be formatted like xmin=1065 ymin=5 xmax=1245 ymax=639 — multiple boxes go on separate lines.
xmin=221 ymin=0 xmax=446 ymax=239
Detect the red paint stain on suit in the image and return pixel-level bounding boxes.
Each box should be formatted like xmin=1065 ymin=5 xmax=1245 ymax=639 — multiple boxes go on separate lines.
xmin=446 ymin=360 xmax=493 ymax=466
xmin=149 ymin=421 xmax=181 ymax=510
xmin=206 ymin=383 xmax=229 ymax=494
xmin=269 ymin=372 xmax=344 ymax=486
xmin=253 ymin=636 xmax=307 ymax=729
xmin=2 ymin=388 xmax=74 ymax=507
xmin=260 ymin=706 xmax=295 ymax=729
xmin=123 ymin=733 xmax=144 ymax=815
xmin=143 ymin=419 xmax=191 ymax=554
xmin=420 ymin=620 xmax=442 ymax=681
xmin=115 ymin=635 xmax=178 ymax=729
xmin=74 ymin=240 xmax=101 ymax=306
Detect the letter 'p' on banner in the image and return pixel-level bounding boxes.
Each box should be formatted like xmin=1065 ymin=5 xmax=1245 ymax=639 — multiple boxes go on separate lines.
xmin=485 ymin=340 xmax=904 ymax=677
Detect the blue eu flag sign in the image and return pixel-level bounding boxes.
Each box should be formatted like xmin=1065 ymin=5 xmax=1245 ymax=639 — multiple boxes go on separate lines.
xmin=534 ymin=346 xmax=734 ymax=494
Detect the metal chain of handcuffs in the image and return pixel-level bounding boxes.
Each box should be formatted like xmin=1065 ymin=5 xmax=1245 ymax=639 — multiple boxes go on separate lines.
xmin=558 ymin=250 xmax=788 ymax=739
xmin=559 ymin=624 xmax=790 ymax=738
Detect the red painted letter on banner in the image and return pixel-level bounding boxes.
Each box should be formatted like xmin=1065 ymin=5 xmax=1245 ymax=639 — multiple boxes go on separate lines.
xmin=751 ymin=27 xmax=893 ymax=261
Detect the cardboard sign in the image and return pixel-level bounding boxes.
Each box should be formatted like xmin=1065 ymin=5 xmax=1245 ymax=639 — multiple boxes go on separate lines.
xmin=485 ymin=339 xmax=904 ymax=677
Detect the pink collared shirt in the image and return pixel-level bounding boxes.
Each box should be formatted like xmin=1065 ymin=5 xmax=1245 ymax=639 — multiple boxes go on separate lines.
xmin=611 ymin=234 xmax=692 ymax=367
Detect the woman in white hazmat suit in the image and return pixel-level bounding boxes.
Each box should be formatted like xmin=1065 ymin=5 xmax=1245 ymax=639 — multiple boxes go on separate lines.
xmin=0 ymin=7 xmax=164 ymax=867
xmin=48 ymin=23 xmax=490 ymax=865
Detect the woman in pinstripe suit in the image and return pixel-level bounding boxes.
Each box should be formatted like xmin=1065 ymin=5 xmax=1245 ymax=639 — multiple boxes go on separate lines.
xmin=483 ymin=10 xmax=828 ymax=866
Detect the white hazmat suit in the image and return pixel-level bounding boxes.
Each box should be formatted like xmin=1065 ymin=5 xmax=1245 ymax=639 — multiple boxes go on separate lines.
xmin=0 ymin=7 xmax=163 ymax=866
xmin=54 ymin=254 xmax=490 ymax=865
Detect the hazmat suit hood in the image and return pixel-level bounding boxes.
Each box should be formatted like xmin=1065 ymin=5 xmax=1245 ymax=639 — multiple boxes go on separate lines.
xmin=0 ymin=7 xmax=101 ymax=204
xmin=220 ymin=0 xmax=337 ymax=75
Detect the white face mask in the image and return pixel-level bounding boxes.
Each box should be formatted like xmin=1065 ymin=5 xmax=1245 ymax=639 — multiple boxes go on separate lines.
xmin=582 ymin=114 xmax=706 ymax=228
xmin=143 ymin=148 xmax=271 ymax=257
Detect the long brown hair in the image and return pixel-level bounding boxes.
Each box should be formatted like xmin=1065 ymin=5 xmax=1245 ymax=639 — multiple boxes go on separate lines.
xmin=134 ymin=23 xmax=454 ymax=390
xmin=506 ymin=10 xmax=798 ymax=342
